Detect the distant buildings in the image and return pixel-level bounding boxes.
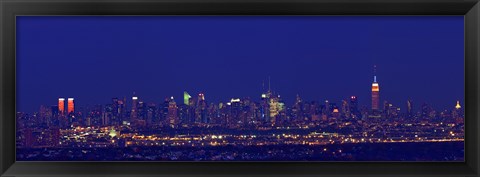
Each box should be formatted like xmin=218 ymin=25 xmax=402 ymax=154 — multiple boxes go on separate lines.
xmin=15 ymin=65 xmax=465 ymax=154
xmin=19 ymin=65 xmax=464 ymax=132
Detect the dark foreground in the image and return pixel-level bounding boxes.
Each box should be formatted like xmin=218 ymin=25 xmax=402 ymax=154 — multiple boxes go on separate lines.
xmin=17 ymin=141 xmax=464 ymax=161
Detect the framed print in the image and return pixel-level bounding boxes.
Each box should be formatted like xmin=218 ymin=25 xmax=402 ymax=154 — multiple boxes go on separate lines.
xmin=1 ymin=0 xmax=479 ymax=176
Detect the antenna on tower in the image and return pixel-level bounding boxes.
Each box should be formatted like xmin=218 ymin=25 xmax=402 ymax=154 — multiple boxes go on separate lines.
xmin=268 ymin=76 xmax=271 ymax=92
xmin=373 ymin=65 xmax=377 ymax=82
xmin=262 ymin=80 xmax=265 ymax=92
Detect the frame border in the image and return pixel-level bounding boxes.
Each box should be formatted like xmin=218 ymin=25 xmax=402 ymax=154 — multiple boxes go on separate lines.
xmin=1 ymin=0 xmax=479 ymax=176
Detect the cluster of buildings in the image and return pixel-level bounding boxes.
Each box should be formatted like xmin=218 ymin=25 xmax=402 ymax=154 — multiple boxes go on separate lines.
xmin=16 ymin=66 xmax=464 ymax=149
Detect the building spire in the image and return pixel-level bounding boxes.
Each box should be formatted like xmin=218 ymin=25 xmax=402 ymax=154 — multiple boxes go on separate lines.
xmin=373 ymin=65 xmax=377 ymax=83
xmin=262 ymin=80 xmax=265 ymax=92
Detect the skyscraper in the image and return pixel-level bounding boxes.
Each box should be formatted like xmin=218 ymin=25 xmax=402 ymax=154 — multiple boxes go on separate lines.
xmin=371 ymin=65 xmax=380 ymax=111
xmin=453 ymin=100 xmax=463 ymax=124
xmin=112 ymin=98 xmax=119 ymax=122
xmin=196 ymin=93 xmax=208 ymax=123
xmin=67 ymin=98 xmax=74 ymax=114
xmin=349 ymin=96 xmax=359 ymax=118
xmin=146 ymin=103 xmax=157 ymax=126
xmin=260 ymin=98 xmax=268 ymax=123
xmin=260 ymin=77 xmax=273 ymax=124
xmin=168 ymin=96 xmax=178 ymax=127
xmin=131 ymin=95 xmax=138 ymax=120
xmin=137 ymin=101 xmax=147 ymax=121
xmin=103 ymin=104 xmax=113 ymax=125
xmin=38 ymin=105 xmax=49 ymax=126
xmin=323 ymin=100 xmax=330 ymax=116
xmin=407 ymin=99 xmax=413 ymax=117
xmin=383 ymin=100 xmax=389 ymax=114
xmin=51 ymin=105 xmax=59 ymax=126
xmin=117 ymin=98 xmax=127 ymax=122
xmin=341 ymin=100 xmax=349 ymax=118
xmin=184 ymin=91 xmax=191 ymax=105
xmin=292 ymin=94 xmax=304 ymax=121
xmin=58 ymin=98 xmax=65 ymax=114
xmin=268 ymin=95 xmax=284 ymax=125
xmin=160 ymin=97 xmax=171 ymax=123
xmin=230 ymin=98 xmax=242 ymax=125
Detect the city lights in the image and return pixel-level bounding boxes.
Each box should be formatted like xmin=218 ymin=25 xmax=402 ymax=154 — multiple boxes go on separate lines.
xmin=16 ymin=67 xmax=464 ymax=161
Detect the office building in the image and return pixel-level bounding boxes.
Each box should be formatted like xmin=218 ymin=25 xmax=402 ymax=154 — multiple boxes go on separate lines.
xmin=67 ymin=98 xmax=74 ymax=114
xmin=58 ymin=98 xmax=65 ymax=114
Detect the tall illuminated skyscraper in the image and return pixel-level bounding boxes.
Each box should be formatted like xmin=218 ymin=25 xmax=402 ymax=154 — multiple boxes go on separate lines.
xmin=58 ymin=98 xmax=65 ymax=114
xmin=184 ymin=91 xmax=191 ymax=105
xmin=323 ymin=100 xmax=330 ymax=116
xmin=349 ymin=96 xmax=359 ymax=118
xmin=131 ymin=95 xmax=138 ymax=120
xmin=269 ymin=98 xmax=279 ymax=124
xmin=260 ymin=78 xmax=272 ymax=123
xmin=168 ymin=96 xmax=178 ymax=127
xmin=269 ymin=95 xmax=284 ymax=125
xmin=230 ymin=98 xmax=242 ymax=125
xmin=67 ymin=98 xmax=74 ymax=114
xmin=196 ymin=93 xmax=208 ymax=123
xmin=371 ymin=65 xmax=380 ymax=111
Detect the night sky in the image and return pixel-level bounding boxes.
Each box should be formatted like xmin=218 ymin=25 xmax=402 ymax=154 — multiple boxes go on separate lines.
xmin=16 ymin=16 xmax=464 ymax=113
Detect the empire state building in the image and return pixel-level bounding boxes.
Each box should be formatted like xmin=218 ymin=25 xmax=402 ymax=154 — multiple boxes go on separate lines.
xmin=371 ymin=65 xmax=380 ymax=111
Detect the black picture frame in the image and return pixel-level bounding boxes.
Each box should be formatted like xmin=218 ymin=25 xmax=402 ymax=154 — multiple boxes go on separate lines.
xmin=1 ymin=0 xmax=479 ymax=176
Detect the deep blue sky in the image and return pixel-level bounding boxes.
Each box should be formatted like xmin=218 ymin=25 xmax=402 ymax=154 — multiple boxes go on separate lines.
xmin=17 ymin=16 xmax=464 ymax=113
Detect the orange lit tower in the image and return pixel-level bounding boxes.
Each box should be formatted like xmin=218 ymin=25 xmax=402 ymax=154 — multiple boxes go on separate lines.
xmin=371 ymin=65 xmax=380 ymax=111
xmin=58 ymin=98 xmax=65 ymax=114
xmin=67 ymin=98 xmax=74 ymax=114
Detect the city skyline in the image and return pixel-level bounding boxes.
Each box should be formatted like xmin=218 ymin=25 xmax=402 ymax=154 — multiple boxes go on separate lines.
xmin=18 ymin=65 xmax=464 ymax=115
xmin=16 ymin=65 xmax=465 ymax=160
xmin=19 ymin=65 xmax=464 ymax=116
xmin=17 ymin=16 xmax=464 ymax=113
xmin=15 ymin=16 xmax=465 ymax=161
xmin=23 ymin=71 xmax=463 ymax=117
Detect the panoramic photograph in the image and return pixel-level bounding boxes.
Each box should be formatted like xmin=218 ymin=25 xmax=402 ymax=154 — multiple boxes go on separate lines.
xmin=16 ymin=16 xmax=464 ymax=161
